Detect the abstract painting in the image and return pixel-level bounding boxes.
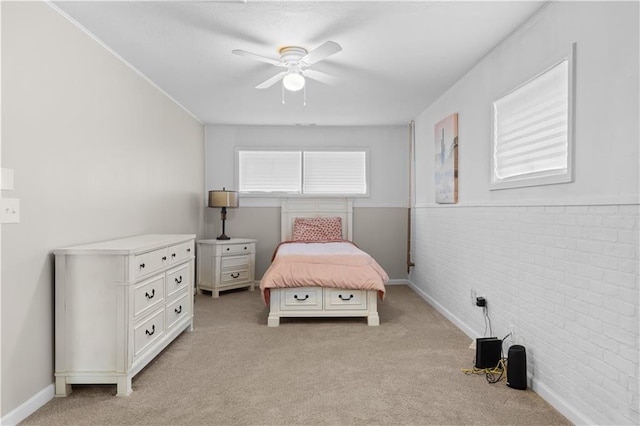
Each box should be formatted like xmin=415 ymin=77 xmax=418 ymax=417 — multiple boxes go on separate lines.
xmin=434 ymin=113 xmax=458 ymax=203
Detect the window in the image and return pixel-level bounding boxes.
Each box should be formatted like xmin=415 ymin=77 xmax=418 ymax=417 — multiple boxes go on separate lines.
xmin=238 ymin=151 xmax=301 ymax=193
xmin=237 ymin=149 xmax=368 ymax=196
xmin=491 ymin=46 xmax=575 ymax=189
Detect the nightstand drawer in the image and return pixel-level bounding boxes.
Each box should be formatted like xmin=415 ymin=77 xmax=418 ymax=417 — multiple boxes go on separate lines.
xmin=221 ymin=269 xmax=249 ymax=285
xmin=280 ymin=287 xmax=322 ymax=311
xmin=221 ymin=243 xmax=254 ymax=255
xmin=221 ymin=255 xmax=250 ymax=270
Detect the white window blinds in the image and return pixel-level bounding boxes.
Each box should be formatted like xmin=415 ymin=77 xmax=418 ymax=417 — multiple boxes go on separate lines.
xmin=238 ymin=151 xmax=301 ymax=193
xmin=492 ymin=57 xmax=572 ymax=188
xmin=237 ymin=149 xmax=368 ymax=195
xmin=303 ymin=151 xmax=367 ymax=194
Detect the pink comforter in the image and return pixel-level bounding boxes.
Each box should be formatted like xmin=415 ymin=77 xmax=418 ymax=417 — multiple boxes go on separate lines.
xmin=260 ymin=241 xmax=388 ymax=304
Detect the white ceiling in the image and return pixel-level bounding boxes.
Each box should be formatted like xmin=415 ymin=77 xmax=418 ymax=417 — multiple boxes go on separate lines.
xmin=52 ymin=1 xmax=547 ymax=126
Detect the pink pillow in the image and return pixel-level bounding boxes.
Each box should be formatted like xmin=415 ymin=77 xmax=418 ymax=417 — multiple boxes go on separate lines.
xmin=293 ymin=217 xmax=343 ymax=241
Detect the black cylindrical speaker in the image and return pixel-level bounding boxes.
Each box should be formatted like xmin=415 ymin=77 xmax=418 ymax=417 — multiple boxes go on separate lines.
xmin=507 ymin=345 xmax=527 ymax=390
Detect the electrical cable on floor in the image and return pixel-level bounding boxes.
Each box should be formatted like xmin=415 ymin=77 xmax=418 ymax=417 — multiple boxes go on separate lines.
xmin=461 ymin=332 xmax=513 ymax=384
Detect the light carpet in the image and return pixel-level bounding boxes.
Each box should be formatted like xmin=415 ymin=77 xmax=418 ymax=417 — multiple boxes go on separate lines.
xmin=22 ymin=285 xmax=570 ymax=425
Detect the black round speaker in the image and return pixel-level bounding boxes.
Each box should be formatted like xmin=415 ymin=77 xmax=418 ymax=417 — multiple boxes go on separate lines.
xmin=507 ymin=345 xmax=527 ymax=390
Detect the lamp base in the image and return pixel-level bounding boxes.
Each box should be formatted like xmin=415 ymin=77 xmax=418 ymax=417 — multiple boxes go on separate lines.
xmin=216 ymin=234 xmax=231 ymax=240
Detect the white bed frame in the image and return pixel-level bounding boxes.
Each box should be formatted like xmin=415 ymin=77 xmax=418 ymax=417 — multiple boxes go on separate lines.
xmin=267 ymin=198 xmax=380 ymax=327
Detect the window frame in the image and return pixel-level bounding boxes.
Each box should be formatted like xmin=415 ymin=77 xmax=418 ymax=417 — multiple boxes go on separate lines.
xmin=490 ymin=43 xmax=576 ymax=190
xmin=235 ymin=147 xmax=370 ymax=197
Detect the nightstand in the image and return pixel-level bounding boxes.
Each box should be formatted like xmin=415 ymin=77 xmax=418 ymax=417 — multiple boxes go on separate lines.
xmin=196 ymin=238 xmax=256 ymax=298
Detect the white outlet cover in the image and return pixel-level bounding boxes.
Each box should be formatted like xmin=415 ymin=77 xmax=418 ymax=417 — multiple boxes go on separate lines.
xmin=0 ymin=198 xmax=20 ymax=223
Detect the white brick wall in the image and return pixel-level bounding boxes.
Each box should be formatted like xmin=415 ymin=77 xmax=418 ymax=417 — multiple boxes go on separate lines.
xmin=410 ymin=203 xmax=639 ymax=425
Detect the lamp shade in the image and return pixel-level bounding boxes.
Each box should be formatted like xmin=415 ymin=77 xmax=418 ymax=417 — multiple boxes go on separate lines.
xmin=208 ymin=189 xmax=238 ymax=208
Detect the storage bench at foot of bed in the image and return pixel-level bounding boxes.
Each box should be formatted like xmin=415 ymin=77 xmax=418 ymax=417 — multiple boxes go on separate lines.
xmin=267 ymin=287 xmax=379 ymax=327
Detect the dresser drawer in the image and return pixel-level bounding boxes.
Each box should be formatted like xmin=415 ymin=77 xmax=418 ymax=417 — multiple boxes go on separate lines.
xmin=221 ymin=269 xmax=249 ymax=285
xmin=168 ymin=241 xmax=194 ymax=265
xmin=133 ymin=275 xmax=165 ymax=318
xmin=166 ymin=291 xmax=190 ymax=330
xmin=133 ymin=309 xmax=165 ymax=358
xmin=166 ymin=263 xmax=190 ymax=299
xmin=134 ymin=248 xmax=169 ymax=279
xmin=324 ymin=289 xmax=368 ymax=311
xmin=280 ymin=287 xmax=322 ymax=311
xmin=221 ymin=255 xmax=250 ymax=271
xmin=220 ymin=243 xmax=254 ymax=256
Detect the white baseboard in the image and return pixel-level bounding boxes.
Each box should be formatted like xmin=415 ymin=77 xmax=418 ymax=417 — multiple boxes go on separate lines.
xmin=2 ymin=383 xmax=54 ymax=426
xmin=386 ymin=278 xmax=410 ymax=286
xmin=406 ymin=280 xmax=477 ymax=339
xmin=531 ymin=376 xmax=599 ymax=426
xmin=406 ymin=279 xmax=597 ymax=426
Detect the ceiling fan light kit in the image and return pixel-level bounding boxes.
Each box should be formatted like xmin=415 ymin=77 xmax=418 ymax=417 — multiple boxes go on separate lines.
xmin=232 ymin=41 xmax=342 ymax=103
xmin=283 ymin=72 xmax=305 ymax=92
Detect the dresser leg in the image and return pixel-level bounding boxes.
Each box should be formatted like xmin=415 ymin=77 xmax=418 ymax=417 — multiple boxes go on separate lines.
xmin=116 ymin=376 xmax=132 ymax=396
xmin=212 ymin=290 xmax=219 ymax=298
xmin=55 ymin=377 xmax=72 ymax=397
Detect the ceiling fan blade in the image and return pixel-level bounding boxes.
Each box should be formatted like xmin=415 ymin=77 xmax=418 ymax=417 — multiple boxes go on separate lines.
xmin=302 ymin=69 xmax=338 ymax=86
xmin=232 ymin=49 xmax=281 ymax=66
xmin=301 ymin=41 xmax=342 ymax=65
xmin=255 ymin=71 xmax=287 ymax=89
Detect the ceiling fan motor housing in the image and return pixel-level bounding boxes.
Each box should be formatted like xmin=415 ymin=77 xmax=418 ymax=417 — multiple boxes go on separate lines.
xmin=278 ymin=46 xmax=308 ymax=65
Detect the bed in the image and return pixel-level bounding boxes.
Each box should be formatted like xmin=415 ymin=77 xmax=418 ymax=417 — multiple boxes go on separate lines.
xmin=260 ymin=198 xmax=388 ymax=327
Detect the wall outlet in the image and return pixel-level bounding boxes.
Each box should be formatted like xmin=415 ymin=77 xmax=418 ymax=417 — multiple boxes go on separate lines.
xmin=470 ymin=289 xmax=476 ymax=306
xmin=0 ymin=198 xmax=20 ymax=224
xmin=509 ymin=323 xmax=515 ymax=342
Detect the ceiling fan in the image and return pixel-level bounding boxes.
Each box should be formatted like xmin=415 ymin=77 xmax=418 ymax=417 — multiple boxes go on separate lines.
xmin=232 ymin=41 xmax=342 ymax=92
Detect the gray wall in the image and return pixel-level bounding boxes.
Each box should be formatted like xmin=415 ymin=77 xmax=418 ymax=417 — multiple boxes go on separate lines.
xmin=410 ymin=2 xmax=639 ymax=425
xmin=207 ymin=206 xmax=409 ymax=280
xmin=1 ymin=2 xmax=205 ymax=417
xmin=204 ymin=124 xmax=411 ymax=280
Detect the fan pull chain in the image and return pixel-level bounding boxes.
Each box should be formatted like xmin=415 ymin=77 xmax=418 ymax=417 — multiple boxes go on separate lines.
xmin=281 ymin=82 xmax=285 ymax=104
xmin=303 ymin=85 xmax=306 ymax=106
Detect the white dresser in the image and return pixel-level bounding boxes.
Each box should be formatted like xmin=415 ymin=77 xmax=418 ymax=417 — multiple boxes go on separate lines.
xmin=54 ymin=234 xmax=195 ymax=396
xmin=196 ymin=238 xmax=256 ymax=297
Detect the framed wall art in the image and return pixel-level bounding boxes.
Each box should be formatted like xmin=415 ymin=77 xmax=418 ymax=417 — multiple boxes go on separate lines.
xmin=434 ymin=113 xmax=458 ymax=203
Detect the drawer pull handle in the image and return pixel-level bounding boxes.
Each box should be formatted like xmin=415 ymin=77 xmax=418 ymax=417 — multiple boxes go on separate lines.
xmin=244 ymin=246 xmax=247 ymax=250
xmin=172 ymin=253 xmax=176 ymax=258
xmin=294 ymin=294 xmax=309 ymax=301
xmin=226 ymin=248 xmax=230 ymax=251
xmin=162 ymin=256 xmax=167 ymax=262
xmin=338 ymin=294 xmax=354 ymax=301
xmin=231 ymin=272 xmax=240 ymax=279
xmin=175 ymin=276 xmax=183 ymax=284
xmin=139 ymin=263 xmax=146 ymax=269
xmin=175 ymin=305 xmax=182 ymax=314
xmin=145 ymin=325 xmax=155 ymax=336
xmin=187 ymin=248 xmax=191 ymax=252
xmin=145 ymin=289 xmax=155 ymax=299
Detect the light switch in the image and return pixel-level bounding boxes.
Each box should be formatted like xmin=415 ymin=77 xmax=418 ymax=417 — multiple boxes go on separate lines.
xmin=1 ymin=168 xmax=14 ymax=191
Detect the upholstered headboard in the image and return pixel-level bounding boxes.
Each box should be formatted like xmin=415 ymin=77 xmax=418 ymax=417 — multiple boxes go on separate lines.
xmin=281 ymin=198 xmax=353 ymax=241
